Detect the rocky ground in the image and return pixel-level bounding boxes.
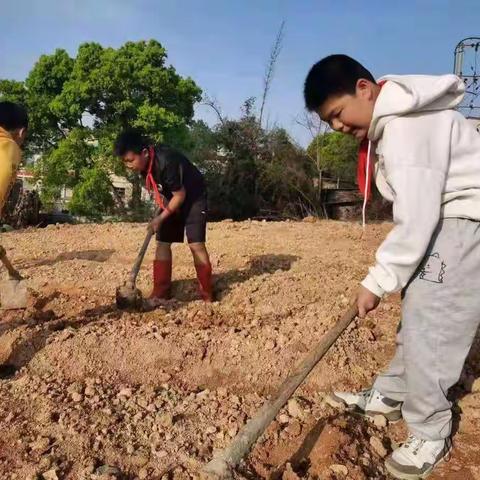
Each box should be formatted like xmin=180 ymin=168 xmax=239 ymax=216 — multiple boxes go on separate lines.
xmin=0 ymin=219 xmax=479 ymax=480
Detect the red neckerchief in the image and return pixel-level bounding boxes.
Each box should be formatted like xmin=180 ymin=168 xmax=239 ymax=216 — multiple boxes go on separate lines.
xmin=145 ymin=146 xmax=166 ymax=210
xmin=357 ymin=80 xmax=387 ymax=201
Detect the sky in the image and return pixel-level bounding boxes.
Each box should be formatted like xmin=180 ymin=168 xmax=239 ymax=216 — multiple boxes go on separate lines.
xmin=1 ymin=0 xmax=479 ymax=146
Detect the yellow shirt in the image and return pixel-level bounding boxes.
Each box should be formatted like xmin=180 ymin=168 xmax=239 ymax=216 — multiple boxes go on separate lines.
xmin=0 ymin=127 xmax=22 ymax=216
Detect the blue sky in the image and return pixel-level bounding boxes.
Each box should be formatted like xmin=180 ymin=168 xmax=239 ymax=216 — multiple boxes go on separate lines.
xmin=1 ymin=0 xmax=479 ymax=146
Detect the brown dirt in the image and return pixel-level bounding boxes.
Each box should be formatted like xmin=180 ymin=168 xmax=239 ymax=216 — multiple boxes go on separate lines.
xmin=0 ymin=220 xmax=479 ymax=480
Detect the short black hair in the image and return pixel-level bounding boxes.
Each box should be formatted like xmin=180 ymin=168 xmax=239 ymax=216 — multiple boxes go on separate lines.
xmin=0 ymin=101 xmax=29 ymax=131
xmin=114 ymin=129 xmax=151 ymax=156
xmin=304 ymin=54 xmax=375 ymax=112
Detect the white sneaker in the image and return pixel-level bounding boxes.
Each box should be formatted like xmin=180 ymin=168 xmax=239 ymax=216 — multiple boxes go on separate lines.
xmin=385 ymin=435 xmax=452 ymax=480
xmin=329 ymin=388 xmax=402 ymax=422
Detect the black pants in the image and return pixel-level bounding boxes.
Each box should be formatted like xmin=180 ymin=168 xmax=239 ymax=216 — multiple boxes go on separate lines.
xmin=156 ymin=195 xmax=207 ymax=244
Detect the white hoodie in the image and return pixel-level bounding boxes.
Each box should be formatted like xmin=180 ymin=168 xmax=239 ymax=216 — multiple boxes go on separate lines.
xmin=361 ymin=74 xmax=480 ymax=297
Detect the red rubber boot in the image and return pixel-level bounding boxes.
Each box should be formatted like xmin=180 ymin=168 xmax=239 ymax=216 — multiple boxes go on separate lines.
xmin=194 ymin=261 xmax=213 ymax=302
xmin=149 ymin=260 xmax=172 ymax=300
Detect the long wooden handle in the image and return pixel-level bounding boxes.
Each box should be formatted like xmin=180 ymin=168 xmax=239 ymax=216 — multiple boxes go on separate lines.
xmin=202 ymin=304 xmax=359 ymax=479
xmin=0 ymin=249 xmax=22 ymax=279
xmin=128 ymin=229 xmax=154 ymax=286
xmin=127 ymin=209 xmax=161 ymax=286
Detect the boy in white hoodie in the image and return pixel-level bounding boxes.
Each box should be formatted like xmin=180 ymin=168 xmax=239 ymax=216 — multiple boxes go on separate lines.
xmin=304 ymin=54 xmax=480 ymax=479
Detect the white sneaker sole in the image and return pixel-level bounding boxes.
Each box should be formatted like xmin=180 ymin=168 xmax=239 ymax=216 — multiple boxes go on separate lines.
xmin=385 ymin=445 xmax=452 ymax=480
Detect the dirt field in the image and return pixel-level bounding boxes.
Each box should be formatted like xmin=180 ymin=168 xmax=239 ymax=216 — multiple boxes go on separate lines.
xmin=1 ymin=220 xmax=479 ymax=480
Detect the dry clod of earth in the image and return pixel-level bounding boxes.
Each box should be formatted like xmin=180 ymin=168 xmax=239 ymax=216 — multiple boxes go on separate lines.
xmin=0 ymin=221 xmax=479 ymax=478
xmin=329 ymin=463 xmax=348 ymax=476
xmin=372 ymin=414 xmax=388 ymax=428
xmin=369 ymin=436 xmax=388 ymax=458
xmin=278 ymin=414 xmax=290 ymax=425
xmin=42 ymin=469 xmax=59 ymax=480
xmin=71 ymin=392 xmax=83 ymax=402
xmin=287 ymin=398 xmax=303 ymax=419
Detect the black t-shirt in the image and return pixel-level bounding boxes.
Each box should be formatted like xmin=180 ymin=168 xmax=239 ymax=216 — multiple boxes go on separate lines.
xmin=144 ymin=145 xmax=205 ymax=204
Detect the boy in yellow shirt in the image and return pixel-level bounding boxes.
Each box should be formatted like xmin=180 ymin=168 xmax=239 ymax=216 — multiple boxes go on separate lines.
xmin=0 ymin=101 xmax=28 ymax=265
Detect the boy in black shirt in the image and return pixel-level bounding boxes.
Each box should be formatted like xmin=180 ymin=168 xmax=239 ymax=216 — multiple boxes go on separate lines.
xmin=114 ymin=129 xmax=213 ymax=302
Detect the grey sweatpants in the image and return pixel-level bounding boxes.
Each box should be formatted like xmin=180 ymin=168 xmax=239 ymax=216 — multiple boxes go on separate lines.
xmin=373 ymin=218 xmax=480 ymax=441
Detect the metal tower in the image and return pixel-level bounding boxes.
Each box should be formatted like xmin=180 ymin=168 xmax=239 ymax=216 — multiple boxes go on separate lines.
xmin=454 ymin=37 xmax=480 ymax=121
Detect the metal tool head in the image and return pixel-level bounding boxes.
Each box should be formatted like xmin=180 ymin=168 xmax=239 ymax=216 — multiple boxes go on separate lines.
xmin=0 ymin=278 xmax=29 ymax=310
xmin=115 ymin=282 xmax=143 ymax=310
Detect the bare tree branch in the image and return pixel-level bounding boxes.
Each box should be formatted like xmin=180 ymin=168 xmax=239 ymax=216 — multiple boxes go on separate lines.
xmin=202 ymin=94 xmax=226 ymax=125
xmin=295 ymin=111 xmax=329 ymax=175
xmin=294 ymin=111 xmax=328 ymax=140
xmin=259 ymin=20 xmax=285 ymax=128
xmin=56 ymin=124 xmax=68 ymax=139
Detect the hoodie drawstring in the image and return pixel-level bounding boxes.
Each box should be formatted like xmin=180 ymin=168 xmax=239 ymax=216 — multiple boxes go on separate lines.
xmin=358 ymin=80 xmax=387 ymax=230
xmin=362 ymin=141 xmax=372 ymax=230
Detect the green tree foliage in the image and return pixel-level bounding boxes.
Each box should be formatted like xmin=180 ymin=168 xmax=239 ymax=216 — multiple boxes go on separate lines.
xmin=0 ymin=49 xmax=75 ymax=153
xmin=69 ymin=167 xmax=114 ymax=220
xmin=1 ymin=41 xmax=363 ymax=221
xmin=212 ymin=106 xmax=263 ymax=219
xmin=34 ymin=128 xmax=95 ymax=207
xmin=186 ymin=120 xmax=217 ymax=168
xmin=0 ymin=40 xmax=201 ymax=217
xmin=307 ymin=131 xmax=359 ymax=182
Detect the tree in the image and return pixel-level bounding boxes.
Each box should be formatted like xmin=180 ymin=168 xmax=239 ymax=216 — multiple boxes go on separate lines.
xmin=191 ymin=97 xmax=321 ymax=219
xmin=69 ymin=167 xmax=114 ymax=220
xmin=259 ymin=128 xmax=319 ymax=216
xmin=259 ymin=20 xmax=285 ymax=128
xmin=0 ymin=49 xmax=75 ymax=155
xmin=207 ymin=98 xmax=267 ymax=218
xmin=307 ymin=132 xmax=358 ymax=182
xmin=34 ymin=128 xmax=95 ymax=207
xmin=185 ymin=120 xmax=217 ymax=169
xmin=295 ymin=112 xmax=328 ymax=174
xmin=52 ymin=41 xmax=200 ymax=144
xmin=0 ymin=40 xmax=202 ymax=217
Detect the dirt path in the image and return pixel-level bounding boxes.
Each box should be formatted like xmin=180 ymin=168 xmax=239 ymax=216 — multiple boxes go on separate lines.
xmin=0 ymin=220 xmax=479 ymax=479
